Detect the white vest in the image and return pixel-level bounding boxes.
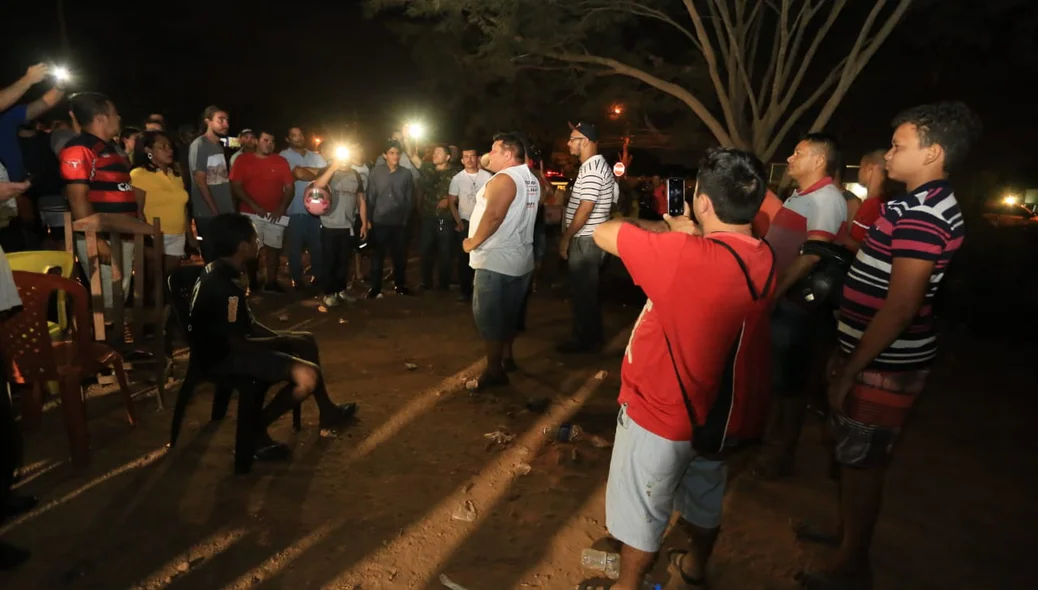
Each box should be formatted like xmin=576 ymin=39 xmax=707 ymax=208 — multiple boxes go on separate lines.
xmin=468 ymin=164 xmax=541 ymax=276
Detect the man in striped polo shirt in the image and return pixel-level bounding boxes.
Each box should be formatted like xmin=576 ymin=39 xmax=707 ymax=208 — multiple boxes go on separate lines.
xmin=797 ymin=102 xmax=980 ymax=589
xmin=559 ymin=122 xmax=616 ymax=354
xmin=60 ymin=92 xmax=137 ymax=311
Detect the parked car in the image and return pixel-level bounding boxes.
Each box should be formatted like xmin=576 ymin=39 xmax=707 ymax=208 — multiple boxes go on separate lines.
xmin=981 ymin=203 xmax=1038 ymax=228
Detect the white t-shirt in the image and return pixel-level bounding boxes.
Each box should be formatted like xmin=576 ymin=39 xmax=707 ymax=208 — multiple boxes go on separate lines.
xmin=564 ymin=154 xmax=615 ymax=237
xmin=449 ymin=168 xmax=493 ymax=221
xmin=468 ymin=164 xmax=540 ymax=276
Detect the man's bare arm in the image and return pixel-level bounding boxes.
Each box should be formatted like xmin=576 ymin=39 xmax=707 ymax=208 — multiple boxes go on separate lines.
xmin=68 ymin=184 xmax=113 ymax=260
xmin=192 ymin=171 xmax=220 ymax=214
xmin=0 ymin=64 xmax=45 ymax=112
xmin=773 ymin=235 xmax=834 ymax=300
xmin=292 ymin=167 xmax=319 ymax=181
xmin=447 ymin=194 xmax=463 ymax=228
xmin=561 ymin=200 xmax=595 ymax=243
xmin=26 ymin=87 xmax=66 ymax=120
xmin=466 ymin=176 xmax=516 ymax=249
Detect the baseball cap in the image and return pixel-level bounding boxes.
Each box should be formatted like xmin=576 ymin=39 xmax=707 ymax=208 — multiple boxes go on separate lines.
xmin=568 ymin=121 xmax=598 ymax=142
xmin=239 ymin=128 xmax=255 ymax=137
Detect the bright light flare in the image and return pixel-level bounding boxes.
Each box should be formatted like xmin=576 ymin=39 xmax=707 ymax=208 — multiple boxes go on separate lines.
xmin=52 ymin=66 xmax=70 ymax=82
xmin=405 ymin=122 xmax=425 ymax=139
xmin=335 ymin=145 xmax=350 ymax=161
xmin=845 ymin=182 xmax=868 ymax=199
xmin=611 ymin=104 xmax=624 ymax=115
xmin=1003 ymin=195 xmax=1018 ymax=205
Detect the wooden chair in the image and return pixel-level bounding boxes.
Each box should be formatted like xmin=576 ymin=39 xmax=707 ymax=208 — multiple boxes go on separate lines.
xmin=64 ymin=212 xmax=167 ymax=409
xmin=0 ymin=271 xmax=136 ymax=469
xmin=165 ymin=265 xmax=300 ymax=474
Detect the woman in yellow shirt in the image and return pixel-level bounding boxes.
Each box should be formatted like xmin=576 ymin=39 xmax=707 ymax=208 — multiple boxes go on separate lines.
xmin=130 ymin=131 xmax=195 ymax=274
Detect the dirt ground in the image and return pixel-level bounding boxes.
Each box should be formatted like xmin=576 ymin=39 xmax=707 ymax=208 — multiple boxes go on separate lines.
xmin=1 ymin=263 xmax=1035 ymax=590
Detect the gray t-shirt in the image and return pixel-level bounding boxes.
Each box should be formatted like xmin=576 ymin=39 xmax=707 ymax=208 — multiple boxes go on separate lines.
xmin=188 ymin=136 xmax=234 ymax=217
xmin=366 ymin=164 xmax=415 ymax=227
xmin=322 ymin=169 xmax=365 ymax=230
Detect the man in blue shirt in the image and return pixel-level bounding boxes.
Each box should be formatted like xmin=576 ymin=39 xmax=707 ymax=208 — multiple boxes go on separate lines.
xmin=280 ymin=127 xmax=326 ymax=290
xmin=0 ymin=64 xmax=66 ymax=252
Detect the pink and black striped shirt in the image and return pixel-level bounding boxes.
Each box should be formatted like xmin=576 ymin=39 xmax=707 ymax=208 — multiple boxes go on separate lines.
xmin=837 ymin=180 xmax=964 ymax=371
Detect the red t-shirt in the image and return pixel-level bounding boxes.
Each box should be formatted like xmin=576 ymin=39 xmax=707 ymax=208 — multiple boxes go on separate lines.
xmin=845 ymin=195 xmax=886 ymax=248
xmin=652 ymin=184 xmax=667 ymax=216
xmin=751 ymin=189 xmax=782 ymax=238
xmin=228 ymin=152 xmax=293 ymax=214
xmin=616 ymin=225 xmax=775 ymax=441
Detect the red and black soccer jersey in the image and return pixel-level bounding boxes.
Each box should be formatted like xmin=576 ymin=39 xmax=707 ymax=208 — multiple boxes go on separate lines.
xmin=59 ymin=132 xmax=138 ymax=215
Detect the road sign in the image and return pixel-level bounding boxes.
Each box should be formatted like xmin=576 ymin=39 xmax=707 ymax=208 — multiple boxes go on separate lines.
xmin=613 ymin=162 xmax=626 ymax=177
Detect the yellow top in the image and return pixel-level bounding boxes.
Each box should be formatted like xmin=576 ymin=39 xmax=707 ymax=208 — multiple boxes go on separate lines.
xmin=130 ymin=167 xmax=189 ymax=234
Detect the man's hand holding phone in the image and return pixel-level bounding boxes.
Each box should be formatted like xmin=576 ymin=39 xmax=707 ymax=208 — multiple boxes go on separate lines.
xmin=663 ymin=202 xmax=701 ymax=236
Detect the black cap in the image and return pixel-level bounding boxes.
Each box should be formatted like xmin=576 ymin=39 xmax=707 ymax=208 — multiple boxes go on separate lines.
xmin=568 ymin=121 xmax=599 ymax=142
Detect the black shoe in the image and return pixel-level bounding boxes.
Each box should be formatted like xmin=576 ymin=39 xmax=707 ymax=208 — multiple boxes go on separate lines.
xmin=262 ymin=282 xmax=287 ymax=294
xmin=476 ymin=371 xmax=510 ymax=392
xmin=502 ymin=358 xmax=518 ymax=373
xmin=4 ymin=493 xmax=38 ymax=518
xmin=0 ymin=541 xmax=30 ymax=571
xmin=253 ymin=442 xmax=291 ymax=462
xmin=319 ymin=402 xmax=358 ymax=438
xmin=394 ymin=286 xmax=412 ymax=296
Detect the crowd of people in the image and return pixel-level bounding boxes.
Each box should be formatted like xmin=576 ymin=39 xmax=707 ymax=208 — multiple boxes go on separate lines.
xmin=0 ymin=62 xmax=983 ymax=590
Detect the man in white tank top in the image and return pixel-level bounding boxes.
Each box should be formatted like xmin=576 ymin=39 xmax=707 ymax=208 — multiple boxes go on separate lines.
xmin=462 ymin=133 xmax=541 ymax=390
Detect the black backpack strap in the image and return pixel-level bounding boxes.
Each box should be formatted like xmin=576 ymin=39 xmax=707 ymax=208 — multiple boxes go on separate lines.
xmin=707 ymin=236 xmax=777 ymax=301
xmin=662 ymin=329 xmax=699 ymax=429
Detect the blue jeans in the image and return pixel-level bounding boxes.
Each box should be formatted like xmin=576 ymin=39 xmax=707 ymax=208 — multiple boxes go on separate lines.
xmin=567 ymin=235 xmax=605 ymax=346
xmin=286 ymin=214 xmax=323 ymax=285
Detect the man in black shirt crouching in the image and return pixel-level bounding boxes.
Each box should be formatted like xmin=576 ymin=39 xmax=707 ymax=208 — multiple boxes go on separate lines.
xmin=188 ymin=213 xmax=356 ymax=459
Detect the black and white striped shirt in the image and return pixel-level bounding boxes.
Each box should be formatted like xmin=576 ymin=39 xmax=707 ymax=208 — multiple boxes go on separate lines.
xmin=565 ymin=154 xmax=616 ymax=237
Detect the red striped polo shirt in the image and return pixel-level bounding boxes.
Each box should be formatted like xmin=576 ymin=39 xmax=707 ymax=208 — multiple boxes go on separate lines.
xmin=838 ymin=180 xmax=964 ymax=371
xmin=59 ymin=132 xmax=138 ymax=215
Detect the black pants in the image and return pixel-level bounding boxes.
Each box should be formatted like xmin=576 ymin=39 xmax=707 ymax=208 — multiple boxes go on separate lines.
xmin=320 ymin=227 xmax=356 ymax=295
xmin=420 ymin=217 xmax=454 ymax=289
xmin=0 ymin=376 xmax=17 ymax=526
xmin=209 ymin=332 xmax=335 ymax=421
xmin=457 ymin=220 xmax=474 ymax=298
xmin=368 ymin=223 xmax=408 ymax=294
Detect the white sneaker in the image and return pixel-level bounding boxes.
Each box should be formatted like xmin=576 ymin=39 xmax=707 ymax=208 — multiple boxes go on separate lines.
xmin=321 ymin=294 xmax=341 ymax=307
xmin=336 ymin=290 xmax=357 ymax=304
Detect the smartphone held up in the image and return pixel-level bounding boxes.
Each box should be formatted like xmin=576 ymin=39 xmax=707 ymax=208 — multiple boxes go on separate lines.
xmin=666 ymin=177 xmax=686 ymax=217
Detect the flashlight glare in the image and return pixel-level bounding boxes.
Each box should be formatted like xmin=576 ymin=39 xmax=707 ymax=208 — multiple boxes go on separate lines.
xmin=335 ymin=146 xmax=349 ymax=161
xmin=406 ymin=122 xmax=425 ymax=139
xmin=53 ymin=66 xmax=70 ymax=81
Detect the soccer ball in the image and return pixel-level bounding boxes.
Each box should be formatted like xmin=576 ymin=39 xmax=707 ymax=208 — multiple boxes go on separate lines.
xmin=303 ymin=184 xmax=331 ymax=216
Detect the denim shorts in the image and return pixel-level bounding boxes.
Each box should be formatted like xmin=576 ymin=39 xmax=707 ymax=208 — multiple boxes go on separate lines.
xmin=472 ymin=269 xmax=531 ymax=341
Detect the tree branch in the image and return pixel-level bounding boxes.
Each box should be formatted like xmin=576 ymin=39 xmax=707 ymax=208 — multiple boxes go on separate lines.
xmin=809 ymin=0 xmax=913 ymax=130
xmin=760 ymin=54 xmax=850 ymax=160
xmin=582 ymin=1 xmax=704 ymax=52
xmin=545 ymin=51 xmax=735 ymax=147
xmin=682 ymin=0 xmax=744 ymax=147
xmin=774 ymin=0 xmax=846 ymax=119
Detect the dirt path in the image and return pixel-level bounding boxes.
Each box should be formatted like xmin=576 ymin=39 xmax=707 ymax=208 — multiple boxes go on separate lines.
xmin=1 ymin=281 xmax=1035 ymax=590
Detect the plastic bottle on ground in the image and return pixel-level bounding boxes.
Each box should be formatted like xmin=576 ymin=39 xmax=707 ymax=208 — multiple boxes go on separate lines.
xmin=543 ymin=423 xmax=583 ymax=442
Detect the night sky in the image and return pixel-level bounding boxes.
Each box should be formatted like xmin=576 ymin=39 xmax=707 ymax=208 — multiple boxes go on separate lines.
xmin=3 ymin=0 xmax=1036 ymax=185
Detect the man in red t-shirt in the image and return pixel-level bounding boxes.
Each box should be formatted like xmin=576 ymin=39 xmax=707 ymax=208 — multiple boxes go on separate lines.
xmin=229 ymin=130 xmax=293 ymax=292
xmin=842 ymin=149 xmax=901 ymax=252
xmin=591 ymin=148 xmax=776 ymax=590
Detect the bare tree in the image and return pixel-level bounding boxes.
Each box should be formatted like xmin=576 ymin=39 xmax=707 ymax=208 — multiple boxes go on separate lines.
xmin=369 ymin=0 xmax=913 ymax=161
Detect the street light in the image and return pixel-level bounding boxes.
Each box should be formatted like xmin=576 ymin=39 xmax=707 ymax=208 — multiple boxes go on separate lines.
xmin=1003 ymin=195 xmax=1018 ymax=205
xmin=611 ymin=104 xmax=624 ymax=116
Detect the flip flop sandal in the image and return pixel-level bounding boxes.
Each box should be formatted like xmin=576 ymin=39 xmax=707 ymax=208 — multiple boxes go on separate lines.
xmin=792 ymin=520 xmax=841 ymax=547
xmin=667 ymin=550 xmax=708 ymax=589
xmin=795 ymin=569 xmax=872 ymax=590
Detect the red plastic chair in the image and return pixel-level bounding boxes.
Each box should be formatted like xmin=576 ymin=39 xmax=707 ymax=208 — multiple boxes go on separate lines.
xmin=0 ymin=271 xmax=136 ymax=469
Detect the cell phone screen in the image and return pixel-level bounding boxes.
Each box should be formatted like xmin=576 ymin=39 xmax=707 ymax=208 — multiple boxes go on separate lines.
xmin=667 ymin=178 xmax=685 ymax=217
